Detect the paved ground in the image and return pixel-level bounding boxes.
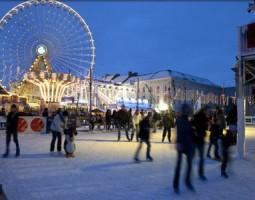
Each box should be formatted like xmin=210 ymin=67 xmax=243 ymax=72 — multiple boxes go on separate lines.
xmin=1 ymin=127 xmax=255 ymax=200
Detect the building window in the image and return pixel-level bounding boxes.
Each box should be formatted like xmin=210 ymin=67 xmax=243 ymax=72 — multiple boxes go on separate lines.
xmin=143 ymin=87 xmax=145 ymax=93
xmin=164 ymin=85 xmax=167 ymax=92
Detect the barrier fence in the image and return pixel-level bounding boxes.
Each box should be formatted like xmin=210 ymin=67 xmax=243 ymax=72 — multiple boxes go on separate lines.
xmin=0 ymin=116 xmax=46 ymax=134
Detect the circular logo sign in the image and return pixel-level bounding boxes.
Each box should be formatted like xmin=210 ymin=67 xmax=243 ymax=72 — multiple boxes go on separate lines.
xmin=17 ymin=118 xmax=28 ymax=133
xmin=31 ymin=118 xmax=44 ymax=132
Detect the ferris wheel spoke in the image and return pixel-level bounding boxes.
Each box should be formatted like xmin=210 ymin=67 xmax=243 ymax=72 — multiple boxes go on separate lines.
xmin=54 ymin=58 xmax=88 ymax=76
xmin=55 ymin=55 xmax=88 ymax=71
xmin=57 ymin=54 xmax=91 ymax=66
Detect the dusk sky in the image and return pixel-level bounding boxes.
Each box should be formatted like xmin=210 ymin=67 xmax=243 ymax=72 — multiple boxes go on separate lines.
xmin=0 ymin=0 xmax=253 ymax=87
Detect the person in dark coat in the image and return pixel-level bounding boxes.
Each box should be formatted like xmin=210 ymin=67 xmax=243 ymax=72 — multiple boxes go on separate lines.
xmin=111 ymin=110 xmax=118 ymax=130
xmin=127 ymin=108 xmax=133 ymax=130
xmin=3 ymin=104 xmax=20 ymax=158
xmin=173 ymin=104 xmax=195 ymax=194
xmin=42 ymin=108 xmax=49 ymax=133
xmin=191 ymin=107 xmax=208 ymax=181
xmin=134 ymin=112 xmax=153 ymax=162
xmin=221 ymin=105 xmax=237 ymax=178
xmin=207 ymin=116 xmax=221 ymax=160
xmin=105 ymin=109 xmax=112 ymax=130
xmin=0 ymin=107 xmax=6 ymax=129
xmin=116 ymin=106 xmax=130 ymax=141
xmin=162 ymin=110 xmax=175 ymax=143
xmin=152 ymin=110 xmax=160 ymax=133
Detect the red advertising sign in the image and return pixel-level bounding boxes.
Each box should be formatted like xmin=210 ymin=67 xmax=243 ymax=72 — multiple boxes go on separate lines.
xmin=30 ymin=118 xmax=44 ymax=132
xmin=17 ymin=118 xmax=28 ymax=133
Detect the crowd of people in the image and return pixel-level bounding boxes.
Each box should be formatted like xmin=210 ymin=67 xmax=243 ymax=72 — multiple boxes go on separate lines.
xmin=1 ymin=103 xmax=238 ymax=195
xmin=173 ymin=104 xmax=237 ymax=194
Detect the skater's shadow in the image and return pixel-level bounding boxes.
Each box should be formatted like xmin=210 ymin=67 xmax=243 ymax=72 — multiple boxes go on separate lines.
xmin=83 ymin=161 xmax=136 ymax=171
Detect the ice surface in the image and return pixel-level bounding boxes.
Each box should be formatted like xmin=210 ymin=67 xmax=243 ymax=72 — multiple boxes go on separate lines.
xmin=1 ymin=128 xmax=255 ymax=200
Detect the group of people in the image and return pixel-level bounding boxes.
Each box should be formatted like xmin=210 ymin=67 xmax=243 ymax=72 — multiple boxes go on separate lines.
xmin=2 ymin=105 xmax=77 ymax=158
xmin=1 ymin=103 xmax=238 ymax=195
xmin=173 ymin=104 xmax=237 ymax=194
xmin=104 ymin=106 xmax=175 ymax=144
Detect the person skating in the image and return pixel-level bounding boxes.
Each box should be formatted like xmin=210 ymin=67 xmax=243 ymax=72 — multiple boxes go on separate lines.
xmin=50 ymin=108 xmax=65 ymax=153
xmin=111 ymin=110 xmax=118 ymax=130
xmin=134 ymin=112 xmax=153 ymax=162
xmin=105 ymin=109 xmax=112 ymax=130
xmin=162 ymin=110 xmax=174 ymax=143
xmin=0 ymin=107 xmax=6 ymax=129
xmin=215 ymin=108 xmax=226 ymax=134
xmin=221 ymin=106 xmax=237 ymax=178
xmin=173 ymin=104 xmax=195 ymax=194
xmin=207 ymin=117 xmax=221 ymax=161
xmin=128 ymin=108 xmax=133 ymax=131
xmin=116 ymin=105 xmax=130 ymax=141
xmin=64 ymin=126 xmax=78 ymax=158
xmin=131 ymin=110 xmax=142 ymax=142
xmin=42 ymin=108 xmax=50 ymax=134
xmin=192 ymin=107 xmax=208 ymax=181
xmin=3 ymin=104 xmax=20 ymax=158
xmin=152 ymin=110 xmax=160 ymax=133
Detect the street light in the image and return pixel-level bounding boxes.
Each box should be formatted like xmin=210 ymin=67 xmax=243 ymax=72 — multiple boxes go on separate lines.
xmin=89 ymin=67 xmax=93 ymax=130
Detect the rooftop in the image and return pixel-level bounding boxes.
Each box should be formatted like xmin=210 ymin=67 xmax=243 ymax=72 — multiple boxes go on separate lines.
xmin=101 ymin=69 xmax=219 ymax=87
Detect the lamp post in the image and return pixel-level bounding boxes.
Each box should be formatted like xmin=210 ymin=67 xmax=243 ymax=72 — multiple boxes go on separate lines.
xmin=89 ymin=67 xmax=93 ymax=130
xmin=136 ymin=77 xmax=140 ymax=110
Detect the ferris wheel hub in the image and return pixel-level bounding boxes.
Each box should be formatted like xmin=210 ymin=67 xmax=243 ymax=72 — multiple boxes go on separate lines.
xmin=36 ymin=44 xmax=47 ymax=56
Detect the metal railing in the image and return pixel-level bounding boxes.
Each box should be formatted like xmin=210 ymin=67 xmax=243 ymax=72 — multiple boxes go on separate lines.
xmin=245 ymin=116 xmax=255 ymax=125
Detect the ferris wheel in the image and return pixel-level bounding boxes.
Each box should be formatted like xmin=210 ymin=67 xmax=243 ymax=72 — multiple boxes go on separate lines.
xmin=0 ymin=0 xmax=95 ymax=87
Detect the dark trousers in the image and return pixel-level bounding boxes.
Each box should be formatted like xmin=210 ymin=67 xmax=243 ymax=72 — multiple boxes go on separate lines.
xmin=134 ymin=139 xmax=151 ymax=159
xmin=162 ymin=127 xmax=171 ymax=142
xmin=106 ymin=121 xmax=111 ymax=130
xmin=221 ymin=146 xmax=230 ymax=174
xmin=173 ymin=151 xmax=193 ymax=189
xmin=196 ymin=143 xmax=205 ymax=177
xmin=0 ymin=122 xmax=5 ymax=129
xmin=5 ymin=130 xmax=20 ymax=155
xmin=117 ymin=124 xmax=130 ymax=141
xmin=207 ymin=138 xmax=220 ymax=158
xmin=50 ymin=131 xmax=62 ymax=152
xmin=46 ymin=118 xmax=50 ymax=133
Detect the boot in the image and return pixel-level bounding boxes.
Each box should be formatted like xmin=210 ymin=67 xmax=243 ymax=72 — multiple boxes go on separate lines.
xmin=146 ymin=156 xmax=153 ymax=162
xmin=3 ymin=148 xmax=9 ymax=158
xmin=173 ymin=186 xmax=180 ymax=195
xmin=3 ymin=152 xmax=8 ymax=158
xmin=134 ymin=157 xmax=140 ymax=163
xmin=221 ymin=171 xmax=229 ymax=179
xmin=15 ymin=149 xmax=20 ymax=158
xmin=185 ymin=182 xmax=195 ymax=192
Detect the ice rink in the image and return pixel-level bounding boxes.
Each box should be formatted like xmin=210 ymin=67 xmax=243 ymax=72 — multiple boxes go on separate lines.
xmin=1 ymin=127 xmax=255 ymax=200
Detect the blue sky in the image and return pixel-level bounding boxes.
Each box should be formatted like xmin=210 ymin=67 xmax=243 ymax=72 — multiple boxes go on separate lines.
xmin=0 ymin=1 xmax=253 ymax=86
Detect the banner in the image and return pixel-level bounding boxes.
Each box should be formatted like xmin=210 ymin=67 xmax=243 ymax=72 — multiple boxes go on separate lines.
xmin=17 ymin=116 xmax=46 ymax=134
